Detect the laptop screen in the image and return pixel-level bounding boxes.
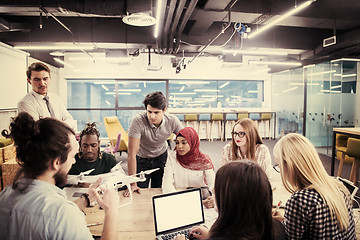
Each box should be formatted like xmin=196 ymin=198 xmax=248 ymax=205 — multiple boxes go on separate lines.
xmin=152 ymin=188 xmax=205 ymax=235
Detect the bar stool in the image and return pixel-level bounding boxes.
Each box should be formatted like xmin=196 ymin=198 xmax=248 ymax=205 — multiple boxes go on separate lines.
xmin=184 ymin=114 xmax=198 ymax=130
xmin=237 ymin=113 xmax=249 ymax=120
xmin=249 ymin=113 xmax=261 ymax=129
xmin=336 ymin=134 xmax=352 ymax=178
xmin=346 ymin=138 xmax=360 ymax=185
xmin=210 ymin=113 xmax=224 ymax=142
xmin=198 ymin=114 xmax=211 ymax=140
xmin=260 ymin=113 xmax=272 ymax=139
xmin=174 ymin=114 xmax=185 ymax=128
xmin=225 ymin=113 xmax=237 ymax=139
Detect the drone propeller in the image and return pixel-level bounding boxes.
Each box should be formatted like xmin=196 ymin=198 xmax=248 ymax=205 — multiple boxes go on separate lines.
xmin=68 ymin=168 xmax=95 ymax=181
xmin=131 ymin=168 xmax=160 ymax=177
xmin=82 ymin=168 xmax=96 ymax=175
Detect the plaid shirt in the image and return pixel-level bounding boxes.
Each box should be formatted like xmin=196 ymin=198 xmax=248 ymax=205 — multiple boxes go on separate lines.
xmin=283 ymin=188 xmax=356 ymax=240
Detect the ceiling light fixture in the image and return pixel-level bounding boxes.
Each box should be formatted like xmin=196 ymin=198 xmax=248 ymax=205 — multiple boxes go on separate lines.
xmin=117 ymin=89 xmax=141 ymax=92
xmin=282 ymin=86 xmax=298 ymax=93
xmin=194 ymin=89 xmax=220 ymax=92
xmin=342 ymin=74 xmax=357 ymax=78
xmin=101 ymin=85 xmax=109 ymax=91
xmin=122 ymin=13 xmax=156 ymax=27
xmin=105 ymin=92 xmax=132 ymax=95
xmin=249 ymin=60 xmax=302 ymax=66
xmin=308 ymin=70 xmax=336 ymax=76
xmin=222 ymin=49 xmax=288 ymax=56
xmin=220 ymin=82 xmax=230 ymax=88
xmin=330 ymin=85 xmax=341 ymax=89
xmin=170 ymin=92 xmax=196 ymax=95
xmin=15 ymin=45 xmax=94 ymax=50
xmin=249 ymin=0 xmax=316 ymax=39
xmin=201 ymin=95 xmax=224 ymax=98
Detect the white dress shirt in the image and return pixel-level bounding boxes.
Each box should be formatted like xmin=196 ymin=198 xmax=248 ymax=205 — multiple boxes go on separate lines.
xmin=162 ymin=151 xmax=215 ymax=194
xmin=17 ymin=90 xmax=76 ymax=130
xmin=0 ymin=178 xmax=93 ymax=240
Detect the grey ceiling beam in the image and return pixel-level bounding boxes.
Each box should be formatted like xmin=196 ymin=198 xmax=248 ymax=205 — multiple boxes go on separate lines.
xmin=168 ymin=0 xmax=186 ymax=53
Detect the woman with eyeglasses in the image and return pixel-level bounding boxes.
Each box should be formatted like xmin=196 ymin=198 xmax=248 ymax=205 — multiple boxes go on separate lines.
xmin=221 ymin=118 xmax=272 ymax=179
xmin=273 ymin=133 xmax=356 ymax=239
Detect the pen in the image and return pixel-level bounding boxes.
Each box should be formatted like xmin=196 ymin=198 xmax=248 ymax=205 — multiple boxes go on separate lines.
xmin=87 ymin=222 xmax=103 ymax=227
xmin=273 ymin=200 xmax=282 ymax=216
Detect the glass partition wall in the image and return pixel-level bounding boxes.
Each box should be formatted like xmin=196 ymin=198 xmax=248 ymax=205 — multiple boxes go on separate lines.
xmin=272 ymin=59 xmax=358 ymax=154
xmin=67 ymin=79 xmax=265 ymax=137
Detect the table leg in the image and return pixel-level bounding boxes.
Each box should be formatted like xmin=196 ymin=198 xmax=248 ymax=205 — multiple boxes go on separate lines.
xmin=331 ymin=132 xmax=336 ymax=176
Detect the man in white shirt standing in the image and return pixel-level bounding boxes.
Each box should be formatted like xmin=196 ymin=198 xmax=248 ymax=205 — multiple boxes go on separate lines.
xmin=17 ymin=62 xmax=77 ymax=130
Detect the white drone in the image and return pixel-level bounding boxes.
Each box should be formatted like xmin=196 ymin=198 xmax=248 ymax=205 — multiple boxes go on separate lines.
xmin=67 ymin=162 xmax=159 ymax=208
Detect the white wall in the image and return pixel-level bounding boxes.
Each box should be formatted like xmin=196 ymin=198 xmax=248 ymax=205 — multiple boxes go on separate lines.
xmin=0 ymin=42 xmax=28 ymax=110
xmin=0 ymin=42 xmax=62 ymax=132
xmin=0 ymin=42 xmax=27 ymax=132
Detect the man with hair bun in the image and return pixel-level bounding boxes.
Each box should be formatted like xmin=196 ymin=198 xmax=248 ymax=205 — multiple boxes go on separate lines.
xmin=17 ymin=62 xmax=76 ymax=130
xmin=0 ymin=112 xmax=119 ymax=240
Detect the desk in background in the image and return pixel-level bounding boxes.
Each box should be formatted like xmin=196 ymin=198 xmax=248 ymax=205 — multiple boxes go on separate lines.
xmin=331 ymin=128 xmax=360 ymax=176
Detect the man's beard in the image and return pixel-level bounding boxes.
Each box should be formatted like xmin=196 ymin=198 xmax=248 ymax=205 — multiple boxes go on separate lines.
xmin=54 ymin=169 xmax=68 ymax=188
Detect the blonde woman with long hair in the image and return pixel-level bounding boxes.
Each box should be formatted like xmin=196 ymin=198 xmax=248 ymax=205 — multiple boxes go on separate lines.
xmin=221 ymin=118 xmax=272 ymax=179
xmin=273 ymin=133 xmax=355 ymax=239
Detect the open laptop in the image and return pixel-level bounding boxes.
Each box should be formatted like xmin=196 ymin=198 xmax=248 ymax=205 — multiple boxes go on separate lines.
xmin=152 ymin=188 xmax=205 ymax=240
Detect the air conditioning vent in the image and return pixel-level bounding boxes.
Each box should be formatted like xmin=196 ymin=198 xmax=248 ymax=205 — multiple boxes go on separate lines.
xmin=122 ymin=13 xmax=156 ymax=27
xmin=323 ymin=36 xmax=336 ymax=47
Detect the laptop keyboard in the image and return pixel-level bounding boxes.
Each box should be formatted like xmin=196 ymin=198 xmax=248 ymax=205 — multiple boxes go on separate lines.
xmin=161 ymin=229 xmax=190 ymax=240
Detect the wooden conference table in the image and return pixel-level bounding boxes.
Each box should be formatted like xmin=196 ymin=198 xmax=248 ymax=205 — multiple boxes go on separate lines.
xmin=66 ymin=182 xmax=291 ymax=240
xmin=67 ymin=183 xmax=360 ymax=240
xmin=331 ymin=127 xmax=360 ymax=176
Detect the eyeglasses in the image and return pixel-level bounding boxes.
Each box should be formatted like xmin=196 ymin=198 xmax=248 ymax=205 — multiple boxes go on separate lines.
xmin=273 ymin=164 xmax=280 ymax=173
xmin=231 ymin=131 xmax=246 ymax=138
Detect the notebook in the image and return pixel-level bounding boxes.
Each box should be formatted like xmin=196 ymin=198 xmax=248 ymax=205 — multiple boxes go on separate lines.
xmin=152 ymin=188 xmax=205 ymax=240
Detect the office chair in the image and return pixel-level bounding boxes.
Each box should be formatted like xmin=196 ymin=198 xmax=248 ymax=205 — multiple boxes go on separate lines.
xmin=103 ymin=132 xmax=121 ymax=155
xmin=104 ymin=116 xmax=129 ymax=155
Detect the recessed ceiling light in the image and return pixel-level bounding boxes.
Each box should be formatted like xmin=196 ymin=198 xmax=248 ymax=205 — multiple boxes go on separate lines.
xmin=122 ymin=13 xmax=156 ymax=27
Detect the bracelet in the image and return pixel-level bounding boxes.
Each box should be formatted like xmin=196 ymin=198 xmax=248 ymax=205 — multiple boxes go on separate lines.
xmin=81 ymin=193 xmax=90 ymax=207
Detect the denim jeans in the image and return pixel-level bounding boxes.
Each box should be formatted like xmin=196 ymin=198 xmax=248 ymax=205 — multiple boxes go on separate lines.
xmin=136 ymin=150 xmax=167 ymax=188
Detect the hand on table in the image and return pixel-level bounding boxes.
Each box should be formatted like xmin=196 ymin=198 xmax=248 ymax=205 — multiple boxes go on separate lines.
xmin=202 ymin=196 xmax=214 ymax=208
xmin=122 ymin=183 xmax=140 ymax=197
